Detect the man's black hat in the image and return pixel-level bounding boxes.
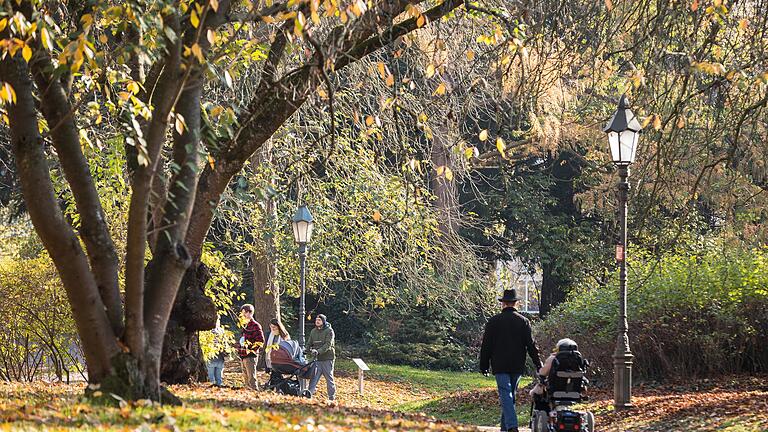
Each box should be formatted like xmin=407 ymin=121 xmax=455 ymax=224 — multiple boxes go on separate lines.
xmin=498 ymin=289 xmax=523 ymax=302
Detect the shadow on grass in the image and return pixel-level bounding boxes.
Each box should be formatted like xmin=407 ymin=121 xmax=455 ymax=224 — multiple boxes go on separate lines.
xmin=392 ymin=387 xmax=534 ymax=428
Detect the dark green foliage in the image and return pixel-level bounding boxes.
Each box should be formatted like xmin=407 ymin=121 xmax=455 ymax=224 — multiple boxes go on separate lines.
xmin=357 ymin=308 xmax=483 ymax=371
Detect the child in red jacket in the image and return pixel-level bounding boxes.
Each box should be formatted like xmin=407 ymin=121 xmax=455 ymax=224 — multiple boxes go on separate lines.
xmin=236 ymin=304 xmax=264 ymax=390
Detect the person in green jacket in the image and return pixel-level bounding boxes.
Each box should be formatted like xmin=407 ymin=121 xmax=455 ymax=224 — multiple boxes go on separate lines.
xmin=307 ymin=314 xmax=336 ymax=400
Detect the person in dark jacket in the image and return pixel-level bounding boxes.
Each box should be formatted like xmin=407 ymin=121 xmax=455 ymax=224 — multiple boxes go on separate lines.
xmin=307 ymin=314 xmax=336 ymax=400
xmin=480 ymin=289 xmax=543 ymax=432
xmin=237 ymin=304 xmax=264 ymax=390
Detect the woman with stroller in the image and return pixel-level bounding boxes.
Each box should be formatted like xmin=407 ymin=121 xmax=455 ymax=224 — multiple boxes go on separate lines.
xmin=264 ymin=318 xmax=291 ymax=373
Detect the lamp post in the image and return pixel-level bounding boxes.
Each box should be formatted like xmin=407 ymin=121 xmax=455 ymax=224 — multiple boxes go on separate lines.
xmin=603 ymin=95 xmax=642 ymax=410
xmin=291 ymin=205 xmax=314 ymax=349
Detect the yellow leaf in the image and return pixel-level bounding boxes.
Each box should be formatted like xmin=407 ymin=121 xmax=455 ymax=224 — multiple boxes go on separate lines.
xmin=385 ymin=74 xmax=394 ymax=87
xmin=207 ymin=154 xmax=215 ymax=169
xmin=416 ymin=14 xmax=426 ymax=27
xmin=175 ymin=114 xmax=185 ymax=135
xmin=466 ymin=50 xmax=475 ymax=61
xmin=433 ymin=82 xmax=446 ymax=96
xmin=191 ymin=43 xmax=204 ymax=63
xmin=80 ymin=14 xmax=93 ymax=28
xmin=190 ymin=9 xmax=200 ymax=28
xmin=210 ymin=0 xmax=219 ymax=12
xmin=41 ymin=28 xmax=53 ymax=51
xmin=436 ymin=165 xmax=445 ymax=176
xmin=127 ymin=81 xmax=140 ymax=95
xmin=479 ymin=130 xmax=488 ymax=141
xmin=652 ymin=115 xmax=662 ymax=130
xmin=426 ymin=64 xmax=435 ymax=78
xmin=294 ymin=12 xmax=306 ymax=37
xmin=377 ymin=62 xmax=387 ymax=79
xmin=22 ymin=44 xmax=32 ymax=62
xmin=209 ymin=105 xmax=225 ymax=118
xmin=0 ymin=19 xmax=6 ymax=33
xmin=99 ymin=34 xmax=108 ymax=44
xmin=496 ymin=137 xmax=507 ymax=158
xmin=372 ymin=210 xmax=382 ymax=223
xmin=365 ymin=115 xmax=374 ymax=127
xmin=0 ymin=82 xmax=17 ymax=105
xmin=739 ymin=19 xmax=749 ymax=29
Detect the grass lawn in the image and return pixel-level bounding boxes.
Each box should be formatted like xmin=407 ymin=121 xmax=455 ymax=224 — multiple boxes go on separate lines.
xmin=336 ymin=359 xmax=533 ymax=427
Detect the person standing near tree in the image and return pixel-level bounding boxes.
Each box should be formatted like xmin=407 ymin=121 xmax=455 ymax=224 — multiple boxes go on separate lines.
xmin=307 ymin=314 xmax=336 ymax=401
xmin=236 ymin=304 xmax=264 ymax=391
xmin=207 ymin=316 xmax=227 ymax=387
xmin=480 ymin=289 xmax=543 ymax=432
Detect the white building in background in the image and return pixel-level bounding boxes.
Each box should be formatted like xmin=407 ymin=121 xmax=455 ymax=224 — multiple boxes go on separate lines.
xmin=495 ymin=259 xmax=541 ymax=314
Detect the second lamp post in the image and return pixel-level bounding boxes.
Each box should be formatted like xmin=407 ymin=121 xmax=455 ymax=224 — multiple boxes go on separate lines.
xmin=291 ymin=205 xmax=314 ymax=349
xmin=604 ymin=94 xmax=642 ymax=410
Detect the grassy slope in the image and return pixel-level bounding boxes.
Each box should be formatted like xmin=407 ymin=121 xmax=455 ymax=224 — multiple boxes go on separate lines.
xmin=336 ymin=359 xmax=532 ymax=426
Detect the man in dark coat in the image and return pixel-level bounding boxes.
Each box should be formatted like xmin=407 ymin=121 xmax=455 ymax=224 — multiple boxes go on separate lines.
xmin=480 ymin=289 xmax=543 ymax=432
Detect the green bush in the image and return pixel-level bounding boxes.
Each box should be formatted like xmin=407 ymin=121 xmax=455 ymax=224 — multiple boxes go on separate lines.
xmin=360 ymin=308 xmax=481 ymax=371
xmin=534 ymin=243 xmax=768 ymax=382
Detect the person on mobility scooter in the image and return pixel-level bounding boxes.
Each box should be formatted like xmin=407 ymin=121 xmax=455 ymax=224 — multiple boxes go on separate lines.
xmin=529 ymin=338 xmax=595 ymax=432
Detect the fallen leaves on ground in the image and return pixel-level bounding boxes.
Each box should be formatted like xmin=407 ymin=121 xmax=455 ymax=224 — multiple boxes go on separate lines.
xmin=1 ymin=369 xmax=766 ymax=431
xmin=578 ymin=375 xmax=768 ymax=431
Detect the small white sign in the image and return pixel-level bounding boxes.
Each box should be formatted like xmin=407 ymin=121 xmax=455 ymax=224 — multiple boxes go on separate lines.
xmin=352 ymin=358 xmax=370 ymax=371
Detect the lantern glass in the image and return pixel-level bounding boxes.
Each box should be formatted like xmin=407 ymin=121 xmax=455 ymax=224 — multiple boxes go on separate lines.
xmin=608 ymin=130 xmax=639 ymax=165
xmin=291 ymin=205 xmax=314 ymax=244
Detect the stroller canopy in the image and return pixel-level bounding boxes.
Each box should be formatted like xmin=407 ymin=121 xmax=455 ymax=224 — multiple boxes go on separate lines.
xmin=270 ymin=339 xmax=307 ymax=368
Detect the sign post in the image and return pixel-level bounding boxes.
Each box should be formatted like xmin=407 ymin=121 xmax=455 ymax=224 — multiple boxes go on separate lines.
xmin=352 ymin=358 xmax=370 ymax=395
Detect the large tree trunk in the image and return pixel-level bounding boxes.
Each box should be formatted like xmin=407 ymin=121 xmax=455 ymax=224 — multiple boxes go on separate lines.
xmin=430 ymin=132 xmax=460 ymax=237
xmin=1 ymin=0 xmax=464 ymax=404
xmin=252 ymin=247 xmax=280 ymax=331
xmin=160 ymin=262 xmax=217 ymax=384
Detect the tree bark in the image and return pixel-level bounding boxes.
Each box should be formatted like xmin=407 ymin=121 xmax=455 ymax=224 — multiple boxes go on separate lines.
xmin=0 ymin=47 xmax=119 ymax=382
xmin=252 ymin=246 xmax=280 ymax=329
xmin=160 ymin=262 xmax=216 ymax=384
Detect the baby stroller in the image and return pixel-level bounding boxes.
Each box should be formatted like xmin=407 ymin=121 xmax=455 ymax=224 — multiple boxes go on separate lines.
xmin=264 ymin=339 xmax=314 ymax=398
xmin=530 ymin=341 xmax=595 ymax=432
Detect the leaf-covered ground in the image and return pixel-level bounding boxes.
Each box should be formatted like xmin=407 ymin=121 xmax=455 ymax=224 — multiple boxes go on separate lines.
xmin=581 ymin=375 xmax=768 ymax=432
xmin=0 ymin=362 xmax=765 ymax=431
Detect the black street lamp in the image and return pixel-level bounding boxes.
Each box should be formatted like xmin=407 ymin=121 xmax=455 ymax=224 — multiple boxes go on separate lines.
xmin=291 ymin=205 xmax=314 ymax=349
xmin=604 ymin=94 xmax=642 ymax=410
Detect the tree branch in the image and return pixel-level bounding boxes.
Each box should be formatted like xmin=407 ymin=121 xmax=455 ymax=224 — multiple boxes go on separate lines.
xmin=27 ymin=37 xmax=123 ymax=337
